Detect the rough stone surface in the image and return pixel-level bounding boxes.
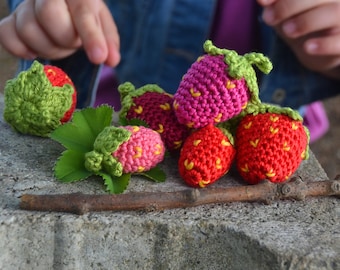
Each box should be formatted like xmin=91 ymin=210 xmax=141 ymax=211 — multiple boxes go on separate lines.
xmin=0 ymin=95 xmax=339 ymax=270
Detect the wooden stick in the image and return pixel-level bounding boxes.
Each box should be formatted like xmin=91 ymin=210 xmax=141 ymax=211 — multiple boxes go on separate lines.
xmin=20 ymin=176 xmax=340 ymax=215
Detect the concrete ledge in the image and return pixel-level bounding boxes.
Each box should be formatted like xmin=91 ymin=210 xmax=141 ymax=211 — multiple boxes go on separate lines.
xmin=0 ymin=94 xmax=339 ymax=270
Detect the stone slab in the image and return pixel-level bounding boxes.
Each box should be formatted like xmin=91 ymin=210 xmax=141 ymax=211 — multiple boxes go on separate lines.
xmin=0 ymin=94 xmax=339 ymax=270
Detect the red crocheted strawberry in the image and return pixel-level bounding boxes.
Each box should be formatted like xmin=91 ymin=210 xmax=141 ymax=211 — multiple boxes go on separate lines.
xmin=235 ymin=104 xmax=310 ymax=184
xmin=173 ymin=40 xmax=272 ymax=129
xmin=118 ymin=82 xmax=190 ymax=152
xmin=178 ymin=124 xmax=236 ymax=188
xmin=3 ymin=60 xmax=77 ymax=137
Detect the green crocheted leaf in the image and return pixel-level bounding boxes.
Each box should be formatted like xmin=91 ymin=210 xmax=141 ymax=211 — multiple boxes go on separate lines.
xmin=139 ymin=166 xmax=166 ymax=182
xmin=50 ymin=105 xmax=113 ymax=152
xmin=54 ymin=150 xmax=92 ymax=182
xmin=98 ymin=172 xmax=131 ymax=194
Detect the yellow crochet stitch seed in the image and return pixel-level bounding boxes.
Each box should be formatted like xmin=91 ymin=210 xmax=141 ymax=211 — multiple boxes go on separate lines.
xmin=270 ymin=126 xmax=279 ymax=134
xmin=214 ymin=113 xmax=222 ymax=123
xmin=221 ymin=139 xmax=231 ymax=147
xmin=134 ymin=106 xmax=143 ymax=114
xmin=190 ymin=88 xmax=201 ymax=97
xmin=226 ymin=80 xmax=236 ymax=89
xmin=198 ymin=179 xmax=210 ymax=188
xmin=173 ymin=100 xmax=179 ymax=110
xmin=241 ymin=164 xmax=249 ymax=173
xmin=193 ymin=139 xmax=201 ymax=146
xmin=270 ymin=115 xmax=279 ymax=122
xmin=292 ymin=122 xmax=299 ymax=130
xmin=250 ymin=139 xmax=259 ymax=147
xmin=283 ymin=141 xmax=290 ymax=151
xmin=243 ymin=121 xmax=252 ymax=129
xmin=133 ymin=146 xmax=142 ymax=159
xmin=156 ymin=124 xmax=164 ymax=133
xmin=266 ymin=169 xmax=276 ymax=178
xmin=216 ymin=158 xmax=222 ymax=169
xmin=173 ymin=141 xmax=182 ymax=149
xmin=154 ymin=144 xmax=163 ymax=155
xmin=159 ymin=103 xmax=171 ymax=110
xmin=137 ymin=166 xmax=145 ymax=173
xmin=184 ymin=159 xmax=194 ymax=170
xmin=131 ymin=126 xmax=140 ymax=133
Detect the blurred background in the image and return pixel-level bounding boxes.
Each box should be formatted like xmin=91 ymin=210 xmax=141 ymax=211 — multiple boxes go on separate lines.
xmin=0 ymin=2 xmax=339 ymax=179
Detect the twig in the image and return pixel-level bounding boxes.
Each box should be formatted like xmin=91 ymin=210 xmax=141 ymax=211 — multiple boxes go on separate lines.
xmin=19 ymin=176 xmax=340 ymax=215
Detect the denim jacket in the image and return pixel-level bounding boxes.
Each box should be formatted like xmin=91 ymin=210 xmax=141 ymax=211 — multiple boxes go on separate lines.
xmin=8 ymin=0 xmax=340 ymax=109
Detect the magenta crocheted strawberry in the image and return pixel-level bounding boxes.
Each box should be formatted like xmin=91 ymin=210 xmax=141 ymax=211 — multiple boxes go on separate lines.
xmin=235 ymin=104 xmax=310 ymax=184
xmin=178 ymin=124 xmax=236 ymax=188
xmin=118 ymin=82 xmax=190 ymax=152
xmin=173 ymin=40 xmax=272 ymax=129
xmin=3 ymin=60 xmax=77 ymax=137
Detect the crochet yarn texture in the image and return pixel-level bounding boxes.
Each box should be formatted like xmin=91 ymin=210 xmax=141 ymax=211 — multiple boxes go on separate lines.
xmin=3 ymin=60 xmax=76 ymax=137
xmin=173 ymin=40 xmax=272 ymax=129
xmin=85 ymin=125 xmax=165 ymax=177
xmin=119 ymin=82 xmax=190 ymax=152
xmin=178 ymin=124 xmax=236 ymax=188
xmin=235 ymin=108 xmax=309 ymax=184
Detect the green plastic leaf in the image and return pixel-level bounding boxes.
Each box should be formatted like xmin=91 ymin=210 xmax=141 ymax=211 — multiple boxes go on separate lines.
xmin=98 ymin=172 xmax=131 ymax=194
xmin=54 ymin=150 xmax=92 ymax=182
xmin=139 ymin=166 xmax=166 ymax=182
xmin=50 ymin=105 xmax=113 ymax=152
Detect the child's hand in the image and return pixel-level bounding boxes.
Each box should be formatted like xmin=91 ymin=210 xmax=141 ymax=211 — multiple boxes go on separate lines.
xmin=258 ymin=0 xmax=340 ymax=79
xmin=0 ymin=0 xmax=120 ymax=66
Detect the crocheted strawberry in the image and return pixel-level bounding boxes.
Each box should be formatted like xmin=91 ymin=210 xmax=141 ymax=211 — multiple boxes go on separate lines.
xmin=3 ymin=60 xmax=77 ymax=137
xmin=85 ymin=125 xmax=165 ymax=176
xmin=235 ymin=104 xmax=310 ymax=184
xmin=52 ymin=105 xmax=166 ymax=194
xmin=118 ymin=82 xmax=190 ymax=152
xmin=178 ymin=124 xmax=236 ymax=188
xmin=173 ymin=40 xmax=272 ymax=129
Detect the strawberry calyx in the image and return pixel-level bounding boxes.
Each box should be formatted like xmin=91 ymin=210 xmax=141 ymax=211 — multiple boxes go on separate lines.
xmin=118 ymin=82 xmax=166 ymax=121
xmin=203 ymin=40 xmax=273 ymax=106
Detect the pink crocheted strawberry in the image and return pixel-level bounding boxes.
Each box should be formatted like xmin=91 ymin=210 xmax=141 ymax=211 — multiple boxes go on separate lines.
xmin=85 ymin=125 xmax=165 ymax=176
xmin=119 ymin=82 xmax=190 ymax=152
xmin=3 ymin=60 xmax=77 ymax=137
xmin=178 ymin=124 xmax=236 ymax=188
xmin=235 ymin=104 xmax=310 ymax=184
xmin=173 ymin=40 xmax=272 ymax=129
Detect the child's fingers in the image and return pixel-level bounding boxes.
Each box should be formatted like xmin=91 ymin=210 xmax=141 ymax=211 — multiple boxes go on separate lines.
xmin=99 ymin=6 xmax=120 ymax=66
xmin=262 ymin=0 xmax=333 ymax=26
xmin=34 ymin=0 xmax=81 ymax=48
xmin=66 ymin=0 xmax=110 ymax=65
xmin=0 ymin=15 xmax=36 ymax=59
xmin=282 ymin=2 xmax=340 ymax=38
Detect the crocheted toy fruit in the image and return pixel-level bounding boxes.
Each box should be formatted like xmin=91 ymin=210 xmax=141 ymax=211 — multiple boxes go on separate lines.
xmin=235 ymin=104 xmax=310 ymax=184
xmin=52 ymin=105 xmax=166 ymax=194
xmin=118 ymin=82 xmax=190 ymax=152
xmin=173 ymin=40 xmax=272 ymax=129
xmin=178 ymin=124 xmax=236 ymax=188
xmin=85 ymin=125 xmax=165 ymax=176
xmin=3 ymin=60 xmax=76 ymax=137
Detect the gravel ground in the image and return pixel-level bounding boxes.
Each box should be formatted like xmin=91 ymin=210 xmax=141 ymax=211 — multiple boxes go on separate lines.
xmin=0 ymin=4 xmax=339 ymax=179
